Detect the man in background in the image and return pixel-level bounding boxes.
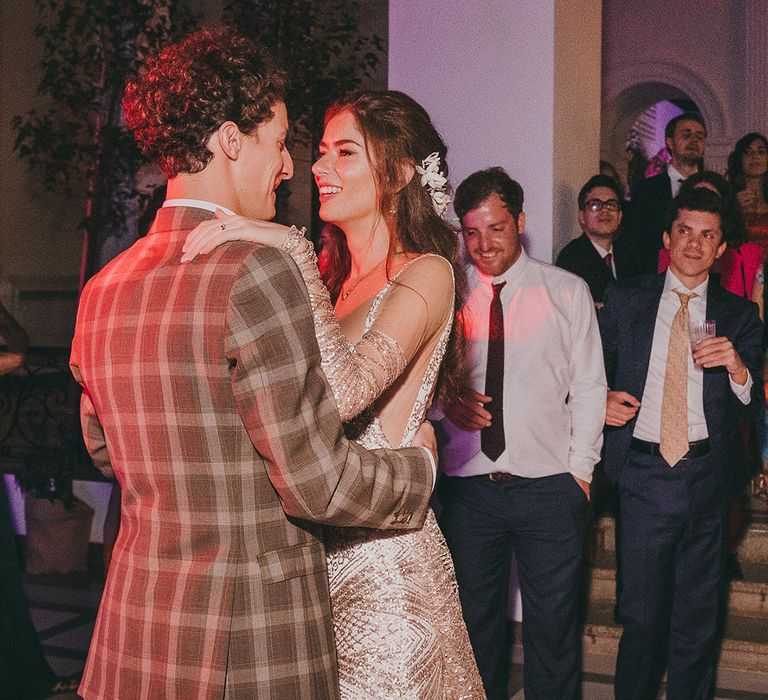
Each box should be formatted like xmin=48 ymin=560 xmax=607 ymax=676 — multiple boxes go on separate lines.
xmin=556 ymin=173 xmax=630 ymax=305
xmin=624 ymin=112 xmax=707 ymax=275
xmin=601 ymin=187 xmax=762 ymax=698
xmin=438 ymin=167 xmax=606 ymax=699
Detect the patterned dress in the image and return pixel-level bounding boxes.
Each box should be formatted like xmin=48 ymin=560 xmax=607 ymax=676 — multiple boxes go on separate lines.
xmin=281 ymin=231 xmax=485 ymax=699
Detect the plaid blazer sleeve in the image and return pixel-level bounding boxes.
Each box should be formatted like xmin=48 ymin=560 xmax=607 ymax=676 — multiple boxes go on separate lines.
xmin=70 ymin=342 xmax=114 ymax=479
xmin=226 ymin=247 xmax=433 ymax=530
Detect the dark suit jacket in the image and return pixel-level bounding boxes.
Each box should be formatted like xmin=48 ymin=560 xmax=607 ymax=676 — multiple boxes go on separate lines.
xmin=555 ymin=233 xmax=630 ymax=303
xmin=624 ymin=171 xmax=673 ymax=276
xmin=599 ymin=273 xmax=763 ymax=491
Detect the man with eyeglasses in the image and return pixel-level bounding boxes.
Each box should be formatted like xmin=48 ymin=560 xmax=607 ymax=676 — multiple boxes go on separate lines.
xmin=557 ymin=174 xmax=629 ymax=305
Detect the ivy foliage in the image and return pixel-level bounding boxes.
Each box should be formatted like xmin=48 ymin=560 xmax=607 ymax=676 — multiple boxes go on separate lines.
xmin=223 ymin=0 xmax=384 ymax=145
xmin=11 ymin=0 xmax=194 ymax=231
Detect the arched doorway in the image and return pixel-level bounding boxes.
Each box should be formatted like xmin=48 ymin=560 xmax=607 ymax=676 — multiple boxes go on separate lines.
xmin=602 ymin=63 xmax=729 ymax=194
xmin=602 ymin=83 xmax=700 ymax=198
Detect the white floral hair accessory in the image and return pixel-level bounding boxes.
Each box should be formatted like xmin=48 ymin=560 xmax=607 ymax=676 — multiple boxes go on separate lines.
xmin=416 ymin=152 xmax=450 ymax=216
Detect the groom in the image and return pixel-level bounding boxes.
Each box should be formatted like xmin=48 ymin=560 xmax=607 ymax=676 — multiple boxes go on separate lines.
xmin=71 ymin=29 xmax=436 ymax=700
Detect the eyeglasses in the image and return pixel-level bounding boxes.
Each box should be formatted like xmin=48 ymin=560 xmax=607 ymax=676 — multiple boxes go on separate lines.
xmin=584 ymin=199 xmax=621 ymax=212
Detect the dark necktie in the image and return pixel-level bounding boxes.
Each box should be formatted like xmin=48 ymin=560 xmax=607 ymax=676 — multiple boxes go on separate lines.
xmin=604 ymin=252 xmax=614 ymax=278
xmin=482 ymin=281 xmax=506 ymax=461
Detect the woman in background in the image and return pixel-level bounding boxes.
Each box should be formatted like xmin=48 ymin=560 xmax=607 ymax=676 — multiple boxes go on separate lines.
xmin=728 ymin=132 xmax=768 ymax=258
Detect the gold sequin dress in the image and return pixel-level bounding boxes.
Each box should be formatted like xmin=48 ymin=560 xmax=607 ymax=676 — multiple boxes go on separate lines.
xmin=281 ymin=231 xmax=485 ymax=699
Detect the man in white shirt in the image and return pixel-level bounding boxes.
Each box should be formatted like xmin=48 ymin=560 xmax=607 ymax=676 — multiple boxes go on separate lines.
xmin=437 ymin=167 xmax=607 ymax=700
xmin=600 ymin=187 xmax=762 ymax=699
xmin=624 ymin=112 xmax=707 ymax=276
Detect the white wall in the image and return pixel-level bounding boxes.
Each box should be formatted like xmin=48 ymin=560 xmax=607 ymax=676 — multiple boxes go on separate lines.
xmin=389 ymin=0 xmax=556 ymax=261
xmin=389 ymin=0 xmax=601 ymax=261
xmin=5 ymin=474 xmax=112 ymax=542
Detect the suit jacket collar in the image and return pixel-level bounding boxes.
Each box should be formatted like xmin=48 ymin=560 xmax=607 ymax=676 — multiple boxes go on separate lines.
xmin=580 ymin=233 xmax=612 ymax=259
xmin=630 ymin=273 xmax=666 ymax=396
xmin=647 ymin=170 xmax=673 ymax=201
xmin=634 ymin=273 xmax=732 ymax=417
xmin=149 ymin=205 xmax=216 ymax=235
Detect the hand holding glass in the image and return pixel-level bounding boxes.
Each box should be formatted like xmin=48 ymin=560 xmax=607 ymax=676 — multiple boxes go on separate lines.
xmin=689 ymin=320 xmax=716 ymax=367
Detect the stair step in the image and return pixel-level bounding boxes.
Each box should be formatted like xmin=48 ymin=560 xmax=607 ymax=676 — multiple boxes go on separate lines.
xmin=591 ymin=508 xmax=768 ymax=566
xmin=586 ymin=549 xmax=768 ymax=617
xmin=584 ymin=600 xmax=768 ymax=674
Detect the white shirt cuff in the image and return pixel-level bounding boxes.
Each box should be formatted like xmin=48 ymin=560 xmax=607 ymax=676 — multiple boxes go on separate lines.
xmin=730 ymin=371 xmax=754 ymax=404
xmin=420 ymin=447 xmax=438 ymax=491
xmin=569 ymin=463 xmax=594 ymax=484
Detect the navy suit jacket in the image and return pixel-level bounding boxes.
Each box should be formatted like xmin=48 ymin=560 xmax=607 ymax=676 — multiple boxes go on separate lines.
xmin=599 ymin=273 xmax=763 ymax=491
xmin=555 ymin=233 xmax=631 ymax=303
xmin=624 ymin=172 xmax=673 ymax=276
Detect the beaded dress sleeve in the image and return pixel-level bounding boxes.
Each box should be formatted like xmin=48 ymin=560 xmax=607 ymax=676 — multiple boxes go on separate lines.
xmin=281 ymin=229 xmax=407 ymax=421
xmin=281 ymin=229 xmax=454 ymax=424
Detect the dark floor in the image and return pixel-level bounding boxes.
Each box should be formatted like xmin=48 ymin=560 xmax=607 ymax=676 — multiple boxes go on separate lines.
xmin=22 ymin=560 xmax=768 ymax=700
xmin=23 ymin=569 xmax=102 ymax=700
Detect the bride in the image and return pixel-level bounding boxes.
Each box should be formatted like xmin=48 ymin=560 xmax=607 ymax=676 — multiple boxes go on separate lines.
xmin=182 ymin=90 xmax=484 ymax=699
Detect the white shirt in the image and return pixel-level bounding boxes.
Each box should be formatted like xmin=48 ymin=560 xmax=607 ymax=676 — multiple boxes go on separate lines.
xmin=439 ymin=250 xmax=607 ymax=482
xmin=633 ymin=270 xmax=753 ymax=442
xmin=667 ymin=164 xmax=688 ymax=198
xmin=162 ymin=198 xmax=235 ymax=215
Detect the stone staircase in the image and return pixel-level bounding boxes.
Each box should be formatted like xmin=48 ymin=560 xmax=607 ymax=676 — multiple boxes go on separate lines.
xmin=583 ymin=498 xmax=768 ymax=688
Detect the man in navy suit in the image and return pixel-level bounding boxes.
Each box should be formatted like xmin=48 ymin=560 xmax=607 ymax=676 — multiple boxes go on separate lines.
xmin=624 ymin=112 xmax=707 ymax=276
xmin=556 ymin=174 xmax=629 ymax=305
xmin=600 ymin=187 xmax=762 ymax=699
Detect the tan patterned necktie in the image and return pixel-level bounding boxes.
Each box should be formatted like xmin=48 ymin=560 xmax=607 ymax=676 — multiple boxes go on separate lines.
xmin=660 ymin=290 xmax=697 ymax=466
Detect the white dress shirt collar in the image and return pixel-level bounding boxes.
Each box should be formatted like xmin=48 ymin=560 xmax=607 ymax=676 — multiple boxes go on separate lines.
xmin=664 ymin=268 xmax=708 ymax=301
xmin=162 ymin=199 xmax=235 ymax=215
xmin=472 ymin=248 xmax=530 ymax=289
xmin=667 ymin=164 xmax=689 ymax=198
xmin=589 ymin=238 xmax=612 ymax=259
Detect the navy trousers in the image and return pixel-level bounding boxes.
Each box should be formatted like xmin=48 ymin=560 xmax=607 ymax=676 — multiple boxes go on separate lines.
xmin=614 ymin=449 xmax=727 ymax=700
xmin=438 ymin=472 xmax=588 ymax=700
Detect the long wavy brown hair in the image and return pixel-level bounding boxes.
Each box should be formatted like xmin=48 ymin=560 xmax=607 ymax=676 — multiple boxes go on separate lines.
xmin=318 ymin=90 xmax=465 ymax=403
xmin=727 ymin=132 xmax=768 ymax=203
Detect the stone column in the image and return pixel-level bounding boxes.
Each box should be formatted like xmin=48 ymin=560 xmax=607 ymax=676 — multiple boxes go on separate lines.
xmin=744 ymin=0 xmax=768 ymax=135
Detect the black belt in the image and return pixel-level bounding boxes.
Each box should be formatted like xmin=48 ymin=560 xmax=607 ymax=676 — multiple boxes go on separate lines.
xmin=487 ymin=472 xmax=517 ymax=482
xmin=630 ymin=437 xmax=710 ymax=460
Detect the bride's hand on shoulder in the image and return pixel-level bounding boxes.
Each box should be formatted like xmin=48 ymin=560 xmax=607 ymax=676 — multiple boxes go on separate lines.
xmin=181 ymin=208 xmax=293 ymax=262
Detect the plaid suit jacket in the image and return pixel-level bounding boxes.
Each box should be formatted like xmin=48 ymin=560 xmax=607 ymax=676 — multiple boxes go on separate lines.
xmin=70 ymin=206 xmax=433 ymax=699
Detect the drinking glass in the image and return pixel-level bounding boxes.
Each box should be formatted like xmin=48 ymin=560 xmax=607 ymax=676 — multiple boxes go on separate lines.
xmin=689 ymin=320 xmax=716 ymax=367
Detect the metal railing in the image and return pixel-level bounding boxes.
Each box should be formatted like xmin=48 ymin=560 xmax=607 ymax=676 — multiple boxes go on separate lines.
xmin=0 ymin=347 xmax=104 ymax=496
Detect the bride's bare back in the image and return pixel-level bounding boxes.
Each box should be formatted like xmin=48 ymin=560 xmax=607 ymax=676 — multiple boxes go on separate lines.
xmin=334 ymin=253 xmax=455 ymax=447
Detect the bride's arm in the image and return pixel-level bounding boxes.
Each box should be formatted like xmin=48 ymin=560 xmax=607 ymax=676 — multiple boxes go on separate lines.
xmin=181 ymin=210 xmax=291 ymax=261
xmin=290 ymin=237 xmax=454 ymax=422
xmin=278 ymin=229 xmax=411 ymax=421
xmin=181 ymin=212 xmax=454 ymax=422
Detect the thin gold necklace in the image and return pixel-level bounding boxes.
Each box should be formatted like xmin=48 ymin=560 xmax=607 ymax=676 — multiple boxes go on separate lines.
xmin=340 ymin=258 xmax=387 ymax=301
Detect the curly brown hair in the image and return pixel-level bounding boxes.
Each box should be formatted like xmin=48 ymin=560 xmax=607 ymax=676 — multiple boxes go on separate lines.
xmin=319 ymin=90 xmax=466 ymax=403
xmin=123 ymin=28 xmax=287 ymax=178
